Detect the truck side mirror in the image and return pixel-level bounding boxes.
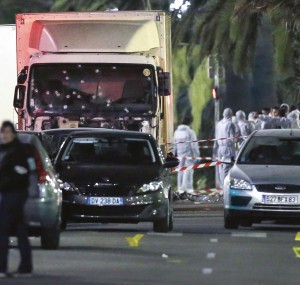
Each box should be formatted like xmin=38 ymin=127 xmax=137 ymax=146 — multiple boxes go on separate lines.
xmin=13 ymin=85 xmax=26 ymax=108
xmin=17 ymin=67 xmax=28 ymax=84
xmin=158 ymin=70 xmax=171 ymax=96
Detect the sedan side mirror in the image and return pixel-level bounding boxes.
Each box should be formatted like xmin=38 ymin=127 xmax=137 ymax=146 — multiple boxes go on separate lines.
xmin=221 ymin=156 xmax=235 ymax=166
xmin=163 ymin=156 xmax=180 ymax=168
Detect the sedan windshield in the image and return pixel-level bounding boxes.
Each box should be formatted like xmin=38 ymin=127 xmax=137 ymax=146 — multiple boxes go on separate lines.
xmin=61 ymin=137 xmax=156 ymax=165
xmin=238 ymin=136 xmax=300 ymax=165
xmin=28 ymin=64 xmax=156 ymax=116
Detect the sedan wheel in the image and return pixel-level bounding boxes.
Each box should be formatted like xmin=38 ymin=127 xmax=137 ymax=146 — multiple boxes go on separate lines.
xmin=224 ymin=211 xmax=239 ymax=229
xmin=239 ymin=219 xmax=253 ymax=227
xmin=153 ymin=207 xmax=172 ymax=233
xmin=41 ymin=223 xmax=60 ymax=250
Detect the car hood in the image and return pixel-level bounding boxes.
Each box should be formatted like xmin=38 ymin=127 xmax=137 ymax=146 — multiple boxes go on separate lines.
xmin=230 ymin=164 xmax=300 ymax=185
xmin=57 ymin=163 xmax=162 ymax=186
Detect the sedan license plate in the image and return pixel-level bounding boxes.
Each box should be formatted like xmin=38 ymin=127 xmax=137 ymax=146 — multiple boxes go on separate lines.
xmin=88 ymin=197 xmax=124 ymax=206
xmin=262 ymin=195 xmax=298 ymax=204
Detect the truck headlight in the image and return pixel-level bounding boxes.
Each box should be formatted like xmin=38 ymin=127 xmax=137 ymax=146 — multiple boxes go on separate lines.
xmin=138 ymin=181 xmax=163 ymax=193
xmin=230 ymin=178 xmax=252 ymax=190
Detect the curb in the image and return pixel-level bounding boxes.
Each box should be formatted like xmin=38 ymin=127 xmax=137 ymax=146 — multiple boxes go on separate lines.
xmin=173 ymin=201 xmax=224 ymax=212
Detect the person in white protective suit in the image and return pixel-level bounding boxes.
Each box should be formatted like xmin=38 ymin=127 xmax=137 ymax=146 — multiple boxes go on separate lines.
xmin=213 ymin=108 xmax=236 ymax=189
xmin=248 ymin=111 xmax=263 ymax=130
xmin=287 ymin=105 xmax=300 ymax=129
xmin=174 ymin=116 xmax=200 ymax=196
xmin=235 ymin=110 xmax=254 ymax=149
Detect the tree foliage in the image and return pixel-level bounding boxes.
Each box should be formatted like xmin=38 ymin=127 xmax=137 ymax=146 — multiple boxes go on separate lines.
xmin=51 ymin=0 xmax=167 ymax=12
xmin=0 ymin=0 xmax=53 ymax=23
xmin=174 ymin=0 xmax=300 ymax=100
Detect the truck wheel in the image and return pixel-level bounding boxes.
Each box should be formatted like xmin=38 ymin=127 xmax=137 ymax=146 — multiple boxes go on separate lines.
xmin=224 ymin=211 xmax=239 ymax=229
xmin=41 ymin=224 xmax=60 ymax=250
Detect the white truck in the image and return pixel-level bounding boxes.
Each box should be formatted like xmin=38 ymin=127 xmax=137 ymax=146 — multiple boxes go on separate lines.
xmin=0 ymin=25 xmax=17 ymax=124
xmin=13 ymin=11 xmax=174 ymax=153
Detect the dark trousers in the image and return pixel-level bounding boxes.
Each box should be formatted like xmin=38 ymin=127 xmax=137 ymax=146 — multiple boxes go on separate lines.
xmin=0 ymin=192 xmax=32 ymax=273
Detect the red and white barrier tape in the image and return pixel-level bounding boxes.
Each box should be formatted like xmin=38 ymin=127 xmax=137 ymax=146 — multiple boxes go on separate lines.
xmin=172 ymin=161 xmax=222 ymax=172
xmin=169 ymin=135 xmax=247 ymax=145
xmin=176 ymin=156 xmax=213 ymax=160
xmin=196 ymin=187 xmax=223 ymax=194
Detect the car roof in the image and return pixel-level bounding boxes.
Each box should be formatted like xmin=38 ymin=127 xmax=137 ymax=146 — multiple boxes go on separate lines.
xmin=253 ymin=129 xmax=300 ymax=138
xmin=17 ymin=133 xmax=44 ymax=151
xmin=42 ymin=127 xmax=100 ymax=135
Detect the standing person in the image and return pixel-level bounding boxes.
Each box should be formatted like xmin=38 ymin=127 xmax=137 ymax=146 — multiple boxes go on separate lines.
xmin=213 ymin=108 xmax=236 ymax=189
xmin=287 ymin=103 xmax=300 ymax=128
xmin=259 ymin=107 xmax=273 ymax=129
xmin=261 ymin=107 xmax=271 ymax=116
xmin=249 ymin=111 xmax=263 ymax=130
xmin=277 ymin=107 xmax=291 ymax=129
xmin=270 ymin=106 xmax=279 ymax=118
xmin=0 ymin=121 xmax=35 ymax=277
xmin=174 ymin=116 xmax=200 ymax=198
xmin=235 ymin=110 xmax=253 ymax=149
xmin=280 ymin=103 xmax=290 ymax=116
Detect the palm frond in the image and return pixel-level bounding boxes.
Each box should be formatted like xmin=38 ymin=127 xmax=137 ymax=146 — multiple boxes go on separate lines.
xmin=232 ymin=13 xmax=261 ymax=74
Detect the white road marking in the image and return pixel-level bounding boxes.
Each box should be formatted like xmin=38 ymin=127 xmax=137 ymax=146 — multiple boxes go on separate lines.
xmin=202 ymin=268 xmax=213 ymax=275
xmin=207 ymin=252 xmax=216 ymax=259
xmin=210 ymin=238 xmax=218 ymax=243
xmin=231 ymin=232 xmax=267 ymax=238
xmin=147 ymin=232 xmax=183 ymax=237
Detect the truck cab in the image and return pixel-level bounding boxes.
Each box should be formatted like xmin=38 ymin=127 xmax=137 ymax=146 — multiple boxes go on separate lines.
xmin=14 ymin=11 xmax=173 ymax=153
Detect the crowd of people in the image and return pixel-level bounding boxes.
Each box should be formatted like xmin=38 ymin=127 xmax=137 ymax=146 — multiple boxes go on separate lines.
xmin=240 ymin=103 xmax=300 ymax=132
xmin=174 ymin=103 xmax=300 ymax=198
xmin=213 ymin=103 xmax=300 ymax=191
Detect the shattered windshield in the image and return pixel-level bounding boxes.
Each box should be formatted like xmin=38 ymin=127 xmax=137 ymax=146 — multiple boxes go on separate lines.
xmin=27 ymin=64 xmax=156 ymax=116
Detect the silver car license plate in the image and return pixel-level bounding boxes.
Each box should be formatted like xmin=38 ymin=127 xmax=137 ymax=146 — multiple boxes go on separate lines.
xmin=88 ymin=197 xmax=124 ymax=206
xmin=262 ymin=195 xmax=298 ymax=204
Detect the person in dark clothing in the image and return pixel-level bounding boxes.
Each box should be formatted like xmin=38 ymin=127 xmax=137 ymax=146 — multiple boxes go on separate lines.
xmin=0 ymin=121 xmax=36 ymax=278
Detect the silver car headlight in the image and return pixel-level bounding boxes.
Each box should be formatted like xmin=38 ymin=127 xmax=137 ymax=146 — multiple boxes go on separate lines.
xmin=230 ymin=178 xmax=252 ymax=190
xmin=138 ymin=181 xmax=163 ymax=193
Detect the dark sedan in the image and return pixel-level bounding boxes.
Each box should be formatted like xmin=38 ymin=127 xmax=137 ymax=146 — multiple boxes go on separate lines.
xmin=54 ymin=129 xmax=179 ymax=232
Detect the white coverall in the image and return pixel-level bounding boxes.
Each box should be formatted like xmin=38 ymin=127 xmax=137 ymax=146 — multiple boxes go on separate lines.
xmin=213 ymin=108 xmax=236 ymax=188
xmin=236 ymin=110 xmax=253 ymax=148
xmin=287 ymin=110 xmax=300 ymax=128
xmin=174 ymin=124 xmax=200 ymax=194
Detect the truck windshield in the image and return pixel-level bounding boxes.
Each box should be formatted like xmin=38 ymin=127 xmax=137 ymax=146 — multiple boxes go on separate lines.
xmin=27 ymin=64 xmax=156 ymax=116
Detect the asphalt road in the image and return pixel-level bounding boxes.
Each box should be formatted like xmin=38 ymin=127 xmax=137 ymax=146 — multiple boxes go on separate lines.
xmin=3 ymin=211 xmax=300 ymax=285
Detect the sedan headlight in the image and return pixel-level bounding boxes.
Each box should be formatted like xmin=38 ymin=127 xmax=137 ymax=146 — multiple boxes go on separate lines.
xmin=138 ymin=181 xmax=163 ymax=193
xmin=230 ymin=178 xmax=252 ymax=190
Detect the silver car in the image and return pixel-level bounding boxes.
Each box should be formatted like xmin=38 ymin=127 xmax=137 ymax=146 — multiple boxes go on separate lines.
xmin=224 ymin=129 xmax=300 ymax=229
xmin=18 ymin=133 xmax=62 ymax=249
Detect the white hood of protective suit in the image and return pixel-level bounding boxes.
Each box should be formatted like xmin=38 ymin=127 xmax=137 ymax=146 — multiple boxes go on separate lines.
xmin=174 ymin=125 xmax=200 ymax=158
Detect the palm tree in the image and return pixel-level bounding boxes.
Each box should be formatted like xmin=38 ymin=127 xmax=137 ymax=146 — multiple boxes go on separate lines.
xmin=0 ymin=0 xmax=53 ymax=23
xmin=51 ymin=0 xmax=169 ymax=12
xmin=175 ymin=0 xmax=300 ymax=100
